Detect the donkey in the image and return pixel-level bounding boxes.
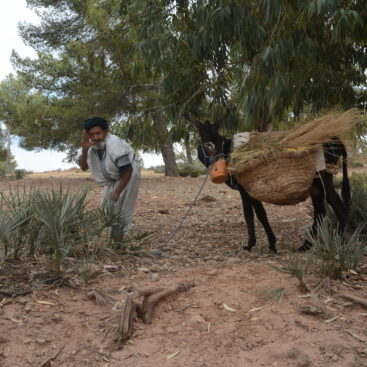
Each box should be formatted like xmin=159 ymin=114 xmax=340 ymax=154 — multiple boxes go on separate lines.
xmin=184 ymin=113 xmax=350 ymax=253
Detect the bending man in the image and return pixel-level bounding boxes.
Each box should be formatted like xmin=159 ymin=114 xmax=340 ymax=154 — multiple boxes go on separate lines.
xmin=77 ymin=117 xmax=141 ymax=241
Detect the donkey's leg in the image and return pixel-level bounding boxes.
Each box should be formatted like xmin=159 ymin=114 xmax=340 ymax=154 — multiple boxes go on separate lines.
xmin=323 ymin=172 xmax=348 ymax=233
xmin=298 ymin=178 xmax=326 ymax=251
xmin=238 ymin=187 xmax=256 ymax=251
xmin=252 ymin=199 xmax=277 ymax=253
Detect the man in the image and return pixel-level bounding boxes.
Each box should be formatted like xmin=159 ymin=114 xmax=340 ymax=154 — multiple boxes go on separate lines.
xmin=77 ymin=117 xmax=141 ymax=241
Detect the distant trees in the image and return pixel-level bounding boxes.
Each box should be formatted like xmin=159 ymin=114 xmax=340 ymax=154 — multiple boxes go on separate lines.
xmin=0 ymin=0 xmax=365 ymax=174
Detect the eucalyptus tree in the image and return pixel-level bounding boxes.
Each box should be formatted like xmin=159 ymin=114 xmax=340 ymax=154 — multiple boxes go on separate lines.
xmin=127 ymin=0 xmax=367 ymax=131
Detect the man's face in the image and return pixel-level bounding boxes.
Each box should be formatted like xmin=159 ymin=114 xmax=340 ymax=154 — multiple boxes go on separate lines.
xmin=88 ymin=126 xmax=108 ymax=147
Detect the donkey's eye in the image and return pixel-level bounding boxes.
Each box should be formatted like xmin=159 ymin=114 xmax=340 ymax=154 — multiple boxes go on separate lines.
xmin=204 ymin=142 xmax=215 ymax=154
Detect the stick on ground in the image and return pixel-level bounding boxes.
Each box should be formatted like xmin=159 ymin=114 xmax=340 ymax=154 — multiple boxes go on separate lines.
xmin=329 ymin=286 xmax=367 ymax=308
xmin=39 ymin=345 xmax=65 ymax=367
xmin=142 ymin=284 xmax=186 ymax=324
xmin=115 ymin=283 xmax=192 ymax=346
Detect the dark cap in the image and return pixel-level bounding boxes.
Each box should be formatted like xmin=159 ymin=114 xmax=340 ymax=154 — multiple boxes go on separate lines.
xmin=83 ymin=117 xmax=108 ymax=131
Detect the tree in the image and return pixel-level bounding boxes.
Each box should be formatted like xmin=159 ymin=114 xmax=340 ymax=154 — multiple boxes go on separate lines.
xmin=0 ymin=75 xmax=27 ymax=175
xmin=11 ymin=0 xmax=180 ymax=175
xmin=4 ymin=0 xmax=366 ymax=175
xmin=126 ymin=0 xmax=367 ymax=130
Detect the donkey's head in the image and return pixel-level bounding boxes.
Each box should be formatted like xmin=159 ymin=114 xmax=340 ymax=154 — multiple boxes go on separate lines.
xmin=184 ymin=111 xmax=231 ymax=184
xmin=184 ymin=111 xmax=230 ymax=164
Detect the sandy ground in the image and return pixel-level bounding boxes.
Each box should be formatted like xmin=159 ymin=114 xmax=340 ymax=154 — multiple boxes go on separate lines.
xmin=0 ymin=169 xmax=366 ymax=367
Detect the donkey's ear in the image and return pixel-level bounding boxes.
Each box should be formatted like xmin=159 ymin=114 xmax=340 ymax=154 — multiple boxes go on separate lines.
xmin=214 ymin=108 xmax=230 ymax=129
xmin=183 ymin=113 xmax=204 ymax=131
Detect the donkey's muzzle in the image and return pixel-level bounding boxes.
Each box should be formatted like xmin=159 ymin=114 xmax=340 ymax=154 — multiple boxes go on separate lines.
xmin=210 ymin=158 xmax=229 ymax=184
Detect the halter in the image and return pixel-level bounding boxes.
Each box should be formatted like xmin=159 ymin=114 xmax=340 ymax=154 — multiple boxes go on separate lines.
xmin=200 ymin=141 xmax=236 ymax=188
xmin=200 ymin=142 xmax=226 ymax=166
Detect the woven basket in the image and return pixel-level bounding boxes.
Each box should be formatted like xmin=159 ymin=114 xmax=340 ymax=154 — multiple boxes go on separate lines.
xmin=229 ymin=149 xmax=318 ymax=205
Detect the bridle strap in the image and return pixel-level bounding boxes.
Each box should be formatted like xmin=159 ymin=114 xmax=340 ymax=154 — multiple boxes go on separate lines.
xmin=201 ymin=141 xmax=227 ymax=167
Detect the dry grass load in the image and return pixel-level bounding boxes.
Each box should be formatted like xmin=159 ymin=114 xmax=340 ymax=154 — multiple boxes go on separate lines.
xmin=228 ymin=109 xmax=360 ymax=205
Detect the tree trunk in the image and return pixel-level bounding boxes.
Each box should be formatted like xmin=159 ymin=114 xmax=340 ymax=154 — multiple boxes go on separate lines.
xmin=6 ymin=126 xmax=14 ymax=179
xmin=151 ymin=101 xmax=180 ymax=177
xmin=161 ymin=143 xmax=179 ymax=176
xmin=257 ymin=104 xmax=271 ymax=132
xmin=184 ymin=137 xmax=194 ymax=165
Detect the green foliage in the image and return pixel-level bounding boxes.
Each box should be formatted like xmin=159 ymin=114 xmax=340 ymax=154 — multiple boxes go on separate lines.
xmin=152 ymin=162 xmax=207 ymax=177
xmin=99 ymin=193 xmax=129 ymax=242
xmin=153 ymin=165 xmax=165 ymax=174
xmin=1 ymin=0 xmax=366 ymax=169
xmin=348 ymin=156 xmax=365 ymax=168
xmin=177 ymin=162 xmax=207 ymax=177
xmin=328 ymin=173 xmax=367 ymax=236
xmin=348 ymin=173 xmax=367 ymax=236
xmin=0 ymin=160 xmax=19 ymax=180
xmin=33 ymin=188 xmax=92 ymax=269
xmin=306 ymin=219 xmax=366 ymax=279
xmin=0 ymin=188 xmax=38 ymax=259
xmin=0 ymin=187 xmax=128 ymax=270
xmin=257 ymin=286 xmax=286 ymax=303
xmin=273 ymin=217 xmax=366 ymax=289
xmin=14 ymin=169 xmax=28 ymax=180
xmin=0 ymin=163 xmax=7 ymax=178
xmin=271 ymin=252 xmax=313 ymax=292
xmin=0 ymin=74 xmax=28 ymax=128
xmin=126 ymin=0 xmax=367 ymax=129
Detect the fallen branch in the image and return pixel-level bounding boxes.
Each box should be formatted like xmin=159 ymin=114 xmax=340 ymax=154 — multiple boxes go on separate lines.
xmin=142 ymin=284 xmax=188 ymax=324
xmin=115 ymin=286 xmax=166 ymax=345
xmin=115 ymin=283 xmax=192 ymax=346
xmin=335 ymin=292 xmax=367 ymax=308
xmin=115 ymin=291 xmax=139 ymax=345
xmin=330 ymin=287 xmax=367 ymax=309
xmin=39 ymin=345 xmax=65 ymax=367
xmin=0 ymin=288 xmax=32 ymax=297
xmin=344 ymin=329 xmax=366 ymax=342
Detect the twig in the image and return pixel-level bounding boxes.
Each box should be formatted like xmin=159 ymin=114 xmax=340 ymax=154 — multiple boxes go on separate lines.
xmin=142 ymin=284 xmax=187 ymax=324
xmin=0 ymin=288 xmax=32 ymax=297
xmin=39 ymin=345 xmax=65 ymax=367
xmin=344 ymin=329 xmax=366 ymax=342
xmin=115 ymin=292 xmax=139 ymax=345
xmin=115 ymin=283 xmax=192 ymax=346
xmin=330 ymin=287 xmax=367 ymax=308
xmin=87 ymin=289 xmax=116 ymax=306
xmin=115 ymin=287 xmax=165 ymax=345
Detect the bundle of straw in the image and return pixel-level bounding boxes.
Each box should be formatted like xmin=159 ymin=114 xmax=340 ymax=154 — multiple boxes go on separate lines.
xmin=228 ymin=108 xmax=359 ymax=205
xmin=230 ymin=109 xmax=359 ymax=171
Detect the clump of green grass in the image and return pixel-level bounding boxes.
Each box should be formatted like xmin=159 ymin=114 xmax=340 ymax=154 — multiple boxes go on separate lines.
xmin=306 ymin=219 xmax=365 ymax=280
xmin=0 ymin=186 xmax=128 ymax=271
xmin=270 ymin=252 xmax=313 ymax=292
xmin=272 ymin=218 xmax=366 ymax=290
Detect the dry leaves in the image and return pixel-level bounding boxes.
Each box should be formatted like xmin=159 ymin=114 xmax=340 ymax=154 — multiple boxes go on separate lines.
xmin=223 ymin=303 xmax=237 ymax=312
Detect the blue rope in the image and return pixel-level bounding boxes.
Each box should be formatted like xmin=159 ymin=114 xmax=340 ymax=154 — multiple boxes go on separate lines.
xmin=151 ymin=144 xmax=226 ymax=257
xmin=200 ymin=144 xmax=225 ymax=166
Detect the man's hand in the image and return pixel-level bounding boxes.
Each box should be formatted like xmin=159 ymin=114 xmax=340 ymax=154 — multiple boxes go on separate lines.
xmin=79 ymin=130 xmax=93 ymax=171
xmin=110 ymin=190 xmax=120 ymax=201
xmin=82 ymin=129 xmax=94 ymax=150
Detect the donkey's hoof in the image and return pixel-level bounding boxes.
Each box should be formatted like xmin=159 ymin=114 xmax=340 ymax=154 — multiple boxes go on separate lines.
xmin=269 ymin=244 xmax=277 ymax=253
xmin=243 ymin=246 xmax=252 ymax=252
xmin=298 ymin=242 xmax=313 ymax=252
